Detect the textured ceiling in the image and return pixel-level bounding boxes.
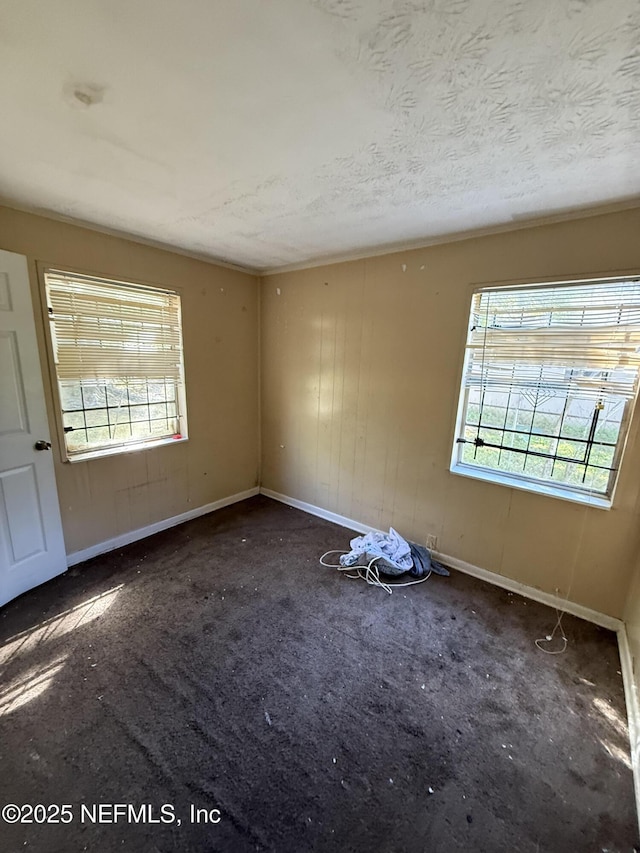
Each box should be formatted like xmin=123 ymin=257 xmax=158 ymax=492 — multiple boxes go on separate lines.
xmin=1 ymin=0 xmax=638 ymax=271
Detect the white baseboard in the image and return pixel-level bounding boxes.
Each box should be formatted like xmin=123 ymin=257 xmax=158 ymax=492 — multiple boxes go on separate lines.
xmin=259 ymin=487 xmax=621 ymax=632
xmin=66 ymin=487 xmax=260 ymax=567
xmin=437 ymin=552 xmax=621 ymax=632
xmin=616 ymin=626 xmax=640 ymax=833
xmin=259 ymin=488 xmax=381 ymax=536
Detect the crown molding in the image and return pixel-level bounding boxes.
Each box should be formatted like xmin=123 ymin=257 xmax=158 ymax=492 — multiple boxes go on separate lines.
xmin=0 ymin=198 xmax=261 ymax=277
xmin=259 ymin=198 xmax=640 ymax=277
xmin=3 ymin=195 xmax=638 ymax=280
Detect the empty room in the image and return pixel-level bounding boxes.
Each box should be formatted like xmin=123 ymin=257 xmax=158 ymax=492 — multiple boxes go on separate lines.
xmin=1 ymin=1 xmax=640 ymax=851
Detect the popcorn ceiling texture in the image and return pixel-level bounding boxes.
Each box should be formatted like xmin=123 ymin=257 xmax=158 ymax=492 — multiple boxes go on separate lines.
xmin=0 ymin=0 xmax=638 ymax=270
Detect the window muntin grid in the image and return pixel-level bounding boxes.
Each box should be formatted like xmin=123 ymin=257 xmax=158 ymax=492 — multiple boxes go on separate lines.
xmin=457 ymin=386 xmax=624 ymax=496
xmin=60 ymin=378 xmax=180 ymax=455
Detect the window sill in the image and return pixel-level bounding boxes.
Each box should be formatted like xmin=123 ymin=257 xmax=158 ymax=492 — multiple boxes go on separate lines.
xmin=449 ymin=462 xmax=612 ymax=510
xmin=65 ymin=435 xmax=188 ymax=463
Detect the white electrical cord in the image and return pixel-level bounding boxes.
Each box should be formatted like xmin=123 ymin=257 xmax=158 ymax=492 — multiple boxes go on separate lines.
xmin=320 ymin=550 xmax=432 ymax=595
xmin=535 ymin=608 xmax=568 ymax=655
xmin=534 ymin=477 xmax=598 ymax=656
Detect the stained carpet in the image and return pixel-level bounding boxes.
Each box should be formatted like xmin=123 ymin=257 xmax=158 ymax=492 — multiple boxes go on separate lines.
xmin=0 ymin=495 xmax=637 ymax=852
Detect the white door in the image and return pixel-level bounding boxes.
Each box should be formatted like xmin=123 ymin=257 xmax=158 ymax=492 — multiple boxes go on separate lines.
xmin=0 ymin=249 xmax=66 ymax=607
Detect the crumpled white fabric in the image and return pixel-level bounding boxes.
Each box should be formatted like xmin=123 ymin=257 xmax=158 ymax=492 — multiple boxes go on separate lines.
xmin=339 ymin=528 xmax=413 ymax=570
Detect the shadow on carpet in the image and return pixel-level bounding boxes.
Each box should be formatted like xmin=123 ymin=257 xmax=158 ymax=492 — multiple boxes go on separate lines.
xmin=0 ymin=496 xmax=637 ymax=852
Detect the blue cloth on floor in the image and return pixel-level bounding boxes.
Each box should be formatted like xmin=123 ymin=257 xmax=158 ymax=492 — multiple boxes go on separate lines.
xmin=408 ymin=542 xmax=450 ymax=578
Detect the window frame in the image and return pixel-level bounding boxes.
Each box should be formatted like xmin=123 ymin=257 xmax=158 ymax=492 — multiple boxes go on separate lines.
xmin=449 ymin=274 xmax=640 ymax=510
xmin=38 ymin=263 xmax=188 ymax=463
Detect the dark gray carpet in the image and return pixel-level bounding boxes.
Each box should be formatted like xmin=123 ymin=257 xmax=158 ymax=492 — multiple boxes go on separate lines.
xmin=0 ymin=495 xmax=637 ymax=852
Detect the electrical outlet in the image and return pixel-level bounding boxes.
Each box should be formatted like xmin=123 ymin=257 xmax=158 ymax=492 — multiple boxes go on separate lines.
xmin=426 ymin=533 xmax=438 ymax=551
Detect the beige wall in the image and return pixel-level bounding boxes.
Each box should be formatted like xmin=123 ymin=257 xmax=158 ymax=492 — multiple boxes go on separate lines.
xmin=261 ymin=208 xmax=640 ymax=619
xmin=0 ymin=206 xmax=260 ymax=555
xmin=4 ymin=201 xmax=640 ymax=617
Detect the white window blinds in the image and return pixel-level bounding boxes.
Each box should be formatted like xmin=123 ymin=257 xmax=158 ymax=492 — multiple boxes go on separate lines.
xmin=464 ymin=278 xmax=640 ymax=403
xmin=45 ymin=271 xmax=183 ymax=382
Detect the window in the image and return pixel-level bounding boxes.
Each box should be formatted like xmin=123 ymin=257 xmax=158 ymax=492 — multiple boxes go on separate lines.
xmin=451 ymin=276 xmax=640 ymax=507
xmin=45 ymin=269 xmax=187 ymax=461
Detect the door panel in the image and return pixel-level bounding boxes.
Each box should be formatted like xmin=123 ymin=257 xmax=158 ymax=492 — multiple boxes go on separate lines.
xmin=0 ymin=330 xmax=29 ymax=434
xmin=0 ymin=272 xmax=12 ymax=310
xmin=0 ymin=249 xmax=66 ymax=606
xmin=0 ymin=465 xmax=46 ymax=563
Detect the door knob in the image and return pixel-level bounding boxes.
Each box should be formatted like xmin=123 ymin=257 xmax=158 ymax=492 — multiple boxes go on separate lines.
xmin=35 ymin=440 xmax=52 ymax=451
